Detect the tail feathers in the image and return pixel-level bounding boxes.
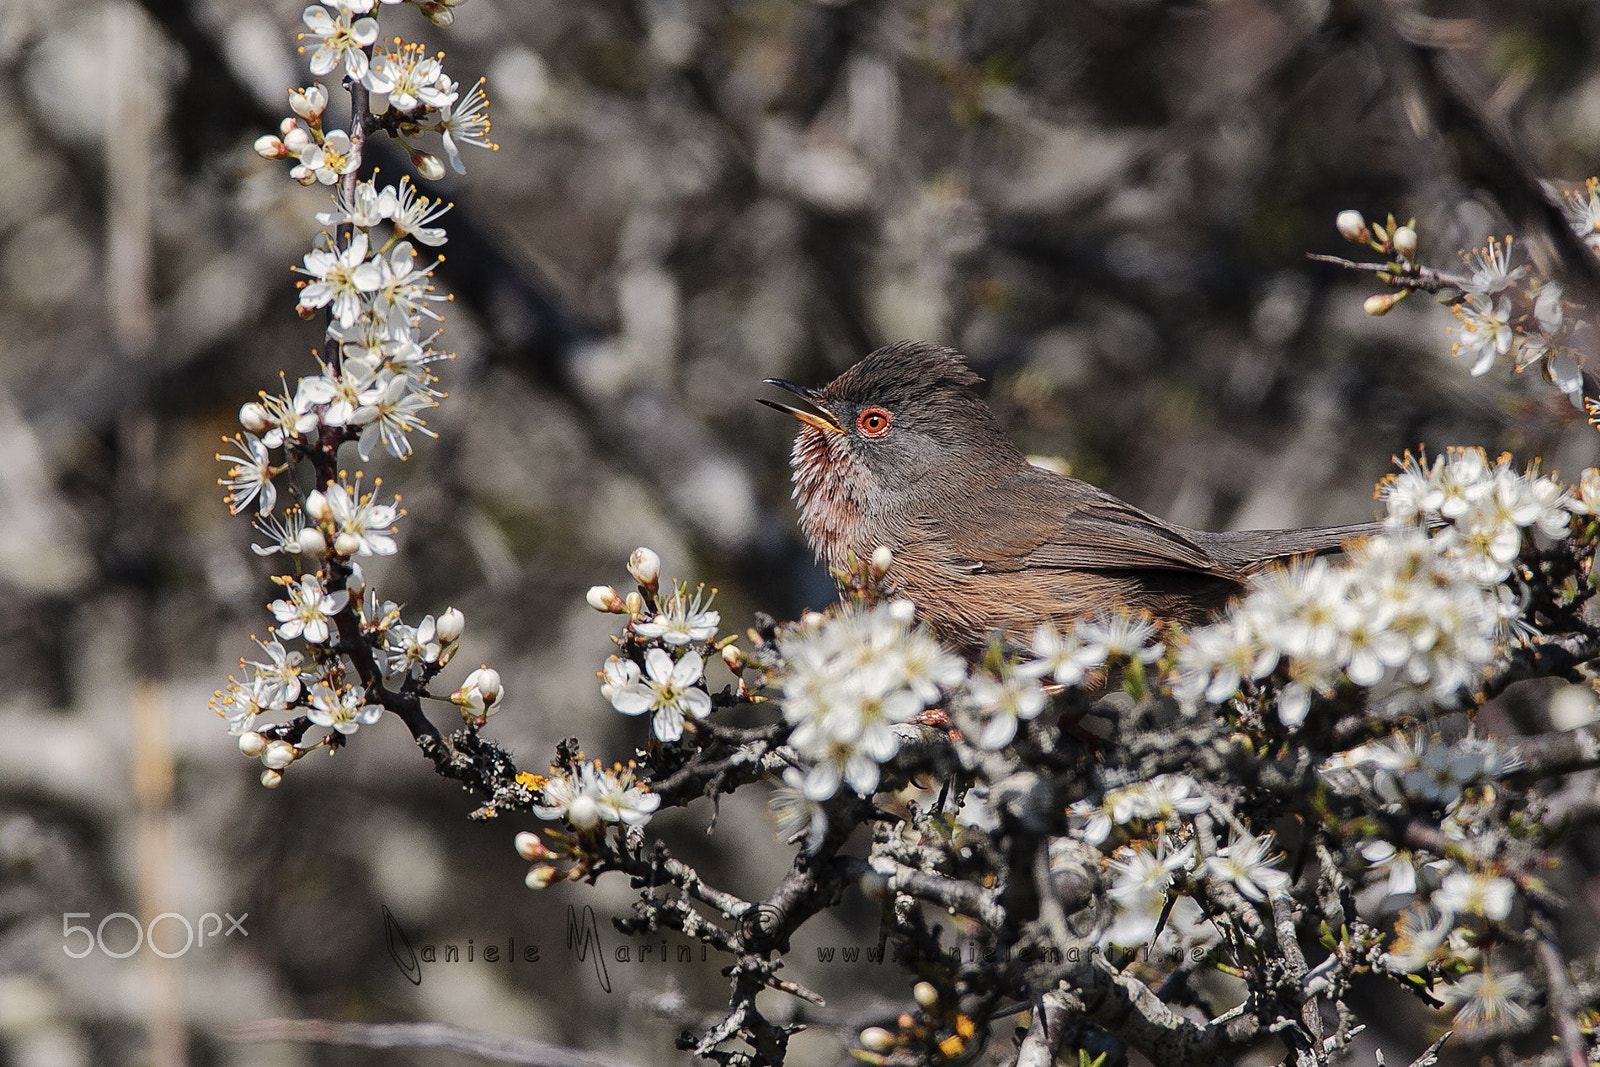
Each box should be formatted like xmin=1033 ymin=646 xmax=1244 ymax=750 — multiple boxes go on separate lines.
xmin=1199 ymin=521 xmax=1384 ymax=571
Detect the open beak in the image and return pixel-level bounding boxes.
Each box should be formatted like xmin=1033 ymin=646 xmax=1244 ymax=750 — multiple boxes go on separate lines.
xmin=758 ymin=379 xmax=844 ymax=435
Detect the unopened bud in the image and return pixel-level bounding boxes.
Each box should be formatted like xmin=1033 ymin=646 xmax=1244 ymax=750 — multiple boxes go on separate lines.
xmin=254 ymin=135 xmax=289 ymax=160
xmin=239 ymin=401 xmax=269 ymax=433
xmin=568 ymin=794 xmax=600 ymax=831
xmin=436 ymin=606 xmax=465 ymax=643
xmin=514 ymin=831 xmax=550 ymax=861
xmin=1363 ymin=292 xmax=1402 ymax=316
xmin=468 ymin=666 xmax=502 ymax=705
xmin=262 ymin=741 xmax=297 ymax=769
xmin=721 ymin=644 xmax=744 ymax=673
xmin=421 ymin=2 xmax=455 ymax=27
xmin=859 ymin=1027 xmax=896 ymax=1053
xmin=296 ymin=526 xmax=328 ymax=555
xmin=627 ymin=547 xmax=661 ymax=590
xmin=871 ymin=545 xmax=893 ymax=575
xmin=290 ymin=164 xmax=317 ymax=187
xmin=334 ymin=531 xmax=361 ymax=556
xmin=624 ymin=591 xmax=645 ymax=617
xmin=260 ymin=769 xmax=284 ymax=789
xmin=452 ymin=666 xmax=504 ymax=721
xmin=1392 ymin=225 xmax=1417 ymax=259
xmin=913 ymin=981 xmax=939 ymax=1010
xmin=346 ymin=562 xmax=366 ymax=597
xmin=306 ymin=489 xmax=332 ymax=522
xmin=1336 ymin=209 xmax=1369 ymax=243
xmin=238 ymin=732 xmax=268 ymax=758
xmin=525 ymin=865 xmax=558 ymax=889
xmin=411 ymin=151 xmax=447 ymax=181
xmin=279 ymin=117 xmax=298 ymax=137
xmin=283 ymin=126 xmax=314 ymax=155
xmin=290 ymin=85 xmax=327 ymax=121
xmin=587 ymin=584 xmax=626 ymax=613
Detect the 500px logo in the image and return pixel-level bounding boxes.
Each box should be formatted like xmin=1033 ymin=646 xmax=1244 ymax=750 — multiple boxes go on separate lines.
xmin=62 ymin=912 xmax=247 ymax=959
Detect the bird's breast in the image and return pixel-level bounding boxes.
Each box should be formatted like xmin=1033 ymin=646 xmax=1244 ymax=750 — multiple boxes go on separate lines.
xmin=790 ymin=428 xmax=879 ymax=569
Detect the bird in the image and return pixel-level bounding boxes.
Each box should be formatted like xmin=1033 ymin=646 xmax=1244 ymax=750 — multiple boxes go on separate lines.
xmin=759 ymin=340 xmax=1382 ymax=657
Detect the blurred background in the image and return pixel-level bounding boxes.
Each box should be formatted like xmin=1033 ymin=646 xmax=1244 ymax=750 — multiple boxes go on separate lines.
xmin=2 ymin=0 xmax=1599 ymax=1063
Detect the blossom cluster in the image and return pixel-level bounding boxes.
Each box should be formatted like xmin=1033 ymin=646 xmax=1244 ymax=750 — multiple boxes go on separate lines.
xmin=1336 ymin=201 xmax=1595 ymax=413
xmin=776 ymin=600 xmax=965 ymax=801
xmin=212 ymin=1 xmax=497 ymax=786
xmin=1327 ymin=727 xmax=1522 ymax=948
xmin=255 ymin=3 xmax=493 ymax=183
xmin=589 ymin=549 xmax=725 ymax=747
xmin=1097 ymin=824 xmax=1297 ymax=951
xmin=528 ymin=760 xmax=660 ymax=833
xmin=1071 ymin=773 xmax=1211 ymax=846
xmin=1175 ymin=448 xmax=1587 ymax=726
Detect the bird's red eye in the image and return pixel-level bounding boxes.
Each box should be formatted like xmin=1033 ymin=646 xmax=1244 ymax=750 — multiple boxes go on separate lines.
xmin=856 ymin=408 xmax=893 ymax=437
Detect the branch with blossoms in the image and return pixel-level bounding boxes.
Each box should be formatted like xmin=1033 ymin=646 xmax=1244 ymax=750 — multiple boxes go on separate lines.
xmin=518 ymin=442 xmax=1599 ymax=1066
xmin=211 ymin=7 xmax=1600 ymax=1064
xmin=1312 ymin=191 xmax=1600 ymax=417
xmin=210 ymin=0 xmax=500 ymax=789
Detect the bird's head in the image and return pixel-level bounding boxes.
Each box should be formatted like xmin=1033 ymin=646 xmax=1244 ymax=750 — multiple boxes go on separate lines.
xmin=760 ymin=340 xmax=1024 ymax=561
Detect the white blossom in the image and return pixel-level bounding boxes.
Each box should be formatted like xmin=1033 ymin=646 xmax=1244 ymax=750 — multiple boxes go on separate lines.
xmin=301 ymin=4 xmax=379 ymax=82
xmin=633 ymin=584 xmax=720 ymax=646
xmin=217 ymin=434 xmax=277 ymax=515
xmin=608 ymin=648 xmax=712 ymax=742
xmin=1205 ymin=829 xmax=1290 ymax=902
xmin=269 ymin=574 xmax=348 ymax=644
xmin=307 ymin=682 xmax=381 ymax=734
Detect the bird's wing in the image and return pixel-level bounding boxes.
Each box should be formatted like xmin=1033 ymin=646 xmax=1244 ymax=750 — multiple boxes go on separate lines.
xmin=931 ymin=467 xmax=1232 ymax=577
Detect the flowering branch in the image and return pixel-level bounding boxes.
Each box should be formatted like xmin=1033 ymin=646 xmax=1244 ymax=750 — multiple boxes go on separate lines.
xmin=212 ymin=5 xmax=1600 ymax=1064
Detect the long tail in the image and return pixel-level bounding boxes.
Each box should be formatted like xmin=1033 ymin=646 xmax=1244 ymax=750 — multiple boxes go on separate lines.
xmin=1197 ymin=521 xmax=1384 ymax=571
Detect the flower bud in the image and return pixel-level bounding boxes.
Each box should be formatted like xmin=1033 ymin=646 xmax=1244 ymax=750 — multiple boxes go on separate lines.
xmin=290 ymin=85 xmax=328 ymax=121
xmin=260 ymin=769 xmax=284 ymax=789
xmin=436 ymin=606 xmax=465 ymax=643
xmin=254 ymin=135 xmax=289 ymax=160
xmin=422 ymin=2 xmax=455 ymax=27
xmin=239 ymin=401 xmax=270 ymax=433
xmin=1336 ymin=209 xmax=1369 ymax=243
xmin=452 ymin=666 xmax=504 ymax=722
xmin=859 ymin=1027 xmax=896 ymax=1053
xmin=627 ymin=547 xmax=661 ymax=590
xmin=411 ymin=151 xmax=447 ymax=181
xmin=334 ymin=531 xmax=361 ymax=556
xmin=568 ymin=794 xmax=601 ymax=831
xmin=871 ymin=544 xmax=893 ymax=575
xmin=283 ymin=126 xmax=314 ymax=155
xmin=297 ymin=526 xmax=328 ymax=555
xmin=1392 ymin=225 xmax=1417 ymax=259
xmin=1363 ymin=292 xmax=1402 ymax=316
xmin=346 ymin=562 xmax=366 ymax=597
xmin=721 ymin=644 xmax=744 ymax=673
xmin=262 ymin=741 xmax=297 ymax=769
xmin=280 ymin=117 xmax=298 ymax=137
xmin=470 ymin=666 xmax=502 ymax=704
xmin=306 ymin=489 xmax=332 ymax=523
xmin=290 ymin=164 xmax=318 ymax=187
xmin=525 ymin=865 xmax=558 ymax=890
xmin=913 ymin=981 xmax=939 ymax=1010
xmin=587 ymin=584 xmax=626 ymax=613
xmin=624 ymin=591 xmax=645 ymax=617
xmin=238 ymin=731 xmax=268 ymax=758
xmin=515 ymin=831 xmax=550 ymax=861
